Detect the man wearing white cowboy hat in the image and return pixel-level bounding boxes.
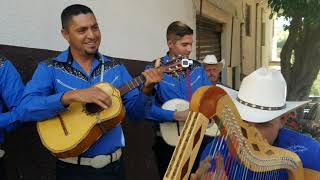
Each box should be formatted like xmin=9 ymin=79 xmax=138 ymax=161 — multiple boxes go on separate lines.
xmin=202 ymin=54 xmax=225 ymax=85
xmin=191 ymin=67 xmax=320 ymax=179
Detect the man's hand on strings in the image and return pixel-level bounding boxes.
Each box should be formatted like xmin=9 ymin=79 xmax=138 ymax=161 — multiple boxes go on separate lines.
xmin=61 ymin=86 xmax=112 ymax=109
xmin=190 ymin=156 xmax=212 ymax=180
xmin=141 ymin=59 xmax=163 ymax=95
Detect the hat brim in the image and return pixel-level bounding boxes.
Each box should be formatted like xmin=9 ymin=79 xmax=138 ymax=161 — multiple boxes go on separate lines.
xmin=217 ymin=85 xmax=309 ymax=123
xmin=203 ymin=59 xmax=225 ymax=70
xmin=218 ymin=59 xmax=225 ymax=70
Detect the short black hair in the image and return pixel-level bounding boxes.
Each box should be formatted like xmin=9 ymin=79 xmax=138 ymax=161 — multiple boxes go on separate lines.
xmin=166 ymin=21 xmax=193 ymax=41
xmin=61 ymin=4 xmax=94 ymax=29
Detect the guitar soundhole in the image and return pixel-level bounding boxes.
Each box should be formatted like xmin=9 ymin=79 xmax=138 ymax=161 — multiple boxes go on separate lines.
xmin=84 ymin=103 xmax=104 ymax=114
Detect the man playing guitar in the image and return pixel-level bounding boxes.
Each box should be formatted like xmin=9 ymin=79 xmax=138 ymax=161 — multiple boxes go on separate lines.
xmin=18 ymin=4 xmax=163 ymax=180
xmin=145 ymin=21 xmax=213 ymax=178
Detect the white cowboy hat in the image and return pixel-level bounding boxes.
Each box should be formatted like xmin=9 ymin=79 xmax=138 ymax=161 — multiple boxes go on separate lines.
xmin=202 ymin=55 xmax=225 ymax=70
xmin=217 ymin=67 xmax=309 ymax=123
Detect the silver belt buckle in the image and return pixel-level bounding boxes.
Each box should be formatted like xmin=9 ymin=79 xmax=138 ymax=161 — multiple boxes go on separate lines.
xmin=90 ymin=155 xmax=110 ymax=169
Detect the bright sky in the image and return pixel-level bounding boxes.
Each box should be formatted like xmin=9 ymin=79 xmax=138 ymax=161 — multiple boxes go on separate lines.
xmin=276 ymin=16 xmax=290 ymax=30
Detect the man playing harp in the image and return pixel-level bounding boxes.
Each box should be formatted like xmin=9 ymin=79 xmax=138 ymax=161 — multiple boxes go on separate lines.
xmin=192 ymin=67 xmax=320 ymax=180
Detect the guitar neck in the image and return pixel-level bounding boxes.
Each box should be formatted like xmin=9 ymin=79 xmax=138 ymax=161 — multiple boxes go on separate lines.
xmin=118 ymin=57 xmax=188 ymax=96
xmin=118 ymin=75 xmax=146 ymax=96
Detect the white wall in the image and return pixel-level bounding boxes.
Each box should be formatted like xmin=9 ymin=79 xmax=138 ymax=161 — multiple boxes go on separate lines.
xmin=0 ymin=0 xmax=196 ymax=61
xmin=262 ymin=8 xmax=274 ymax=67
xmin=242 ymin=0 xmax=257 ymax=75
xmin=198 ymin=0 xmax=274 ymax=88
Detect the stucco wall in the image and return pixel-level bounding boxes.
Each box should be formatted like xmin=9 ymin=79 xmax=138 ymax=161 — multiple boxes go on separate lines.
xmin=243 ymin=0 xmax=274 ymax=74
xmin=0 ymin=0 xmax=196 ymax=61
xmin=261 ymin=7 xmax=274 ymax=67
xmin=242 ymin=0 xmax=257 ymax=75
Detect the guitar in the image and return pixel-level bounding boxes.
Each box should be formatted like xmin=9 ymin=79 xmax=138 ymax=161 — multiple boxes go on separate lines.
xmin=159 ymin=98 xmax=220 ymax=146
xmin=37 ymin=57 xmax=192 ymax=158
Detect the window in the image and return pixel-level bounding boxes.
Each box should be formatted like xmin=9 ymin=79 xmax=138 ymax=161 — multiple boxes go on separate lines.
xmin=245 ymin=4 xmax=251 ymax=36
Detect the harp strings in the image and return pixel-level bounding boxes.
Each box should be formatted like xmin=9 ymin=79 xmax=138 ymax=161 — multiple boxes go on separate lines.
xmin=203 ymin=106 xmax=288 ymax=180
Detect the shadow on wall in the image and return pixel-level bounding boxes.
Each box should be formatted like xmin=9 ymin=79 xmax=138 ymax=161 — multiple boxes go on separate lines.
xmin=0 ymin=45 xmax=160 ymax=180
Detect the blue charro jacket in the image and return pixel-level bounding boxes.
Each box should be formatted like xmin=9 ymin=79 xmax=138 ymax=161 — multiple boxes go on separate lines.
xmin=18 ymin=49 xmax=152 ymax=157
xmin=0 ymin=56 xmax=24 ymax=143
xmin=200 ymin=128 xmax=320 ymax=179
xmin=146 ymin=54 xmax=212 ymax=122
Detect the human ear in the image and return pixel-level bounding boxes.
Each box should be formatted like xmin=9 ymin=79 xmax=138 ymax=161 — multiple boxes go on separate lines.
xmin=167 ymin=40 xmax=174 ymax=48
xmin=61 ymin=28 xmax=70 ymax=42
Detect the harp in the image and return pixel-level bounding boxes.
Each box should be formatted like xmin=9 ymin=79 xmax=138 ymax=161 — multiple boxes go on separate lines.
xmin=163 ymin=86 xmax=316 ymax=180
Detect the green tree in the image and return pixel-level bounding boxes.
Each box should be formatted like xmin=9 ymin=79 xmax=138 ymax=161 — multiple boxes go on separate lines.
xmin=268 ymin=0 xmax=320 ymax=101
xmin=310 ymin=73 xmax=320 ymax=96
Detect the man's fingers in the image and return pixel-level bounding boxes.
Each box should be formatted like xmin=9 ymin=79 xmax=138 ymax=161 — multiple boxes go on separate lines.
xmin=197 ymin=156 xmax=212 ymax=175
xmin=97 ymin=93 xmax=112 ymax=108
xmin=141 ymin=71 xmax=152 ymax=86
xmin=155 ymin=58 xmax=161 ymax=68
xmin=143 ymin=70 xmax=162 ymax=87
xmin=145 ymin=70 xmax=156 ymax=81
xmin=190 ymin=173 xmax=197 ymax=180
xmin=201 ymin=163 xmax=211 ymax=174
xmin=105 ymin=96 xmax=112 ymax=107
xmin=94 ymin=100 xmax=109 ymax=109
xmin=148 ymin=68 xmax=163 ymax=82
xmin=88 ymin=87 xmax=112 ymax=108
xmin=150 ymin=70 xmax=162 ymax=82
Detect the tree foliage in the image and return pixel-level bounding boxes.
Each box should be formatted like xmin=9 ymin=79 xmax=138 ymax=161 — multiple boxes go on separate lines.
xmin=268 ymin=0 xmax=320 ymax=140
xmin=269 ymin=0 xmax=320 ymax=25
xmin=268 ymin=0 xmax=320 ymax=101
